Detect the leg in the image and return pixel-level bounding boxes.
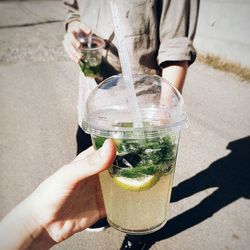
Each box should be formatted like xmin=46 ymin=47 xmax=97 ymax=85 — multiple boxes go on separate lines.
xmin=76 ymin=126 xmax=92 ymax=155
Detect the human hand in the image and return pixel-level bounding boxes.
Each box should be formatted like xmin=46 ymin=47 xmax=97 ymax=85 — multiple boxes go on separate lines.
xmin=0 ymin=139 xmax=116 ymax=249
xmin=63 ymin=21 xmax=91 ymax=64
xmin=29 ymin=139 xmax=116 ymax=242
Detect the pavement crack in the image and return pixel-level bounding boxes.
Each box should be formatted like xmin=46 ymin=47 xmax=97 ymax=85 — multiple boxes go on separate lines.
xmin=0 ymin=20 xmax=64 ymax=29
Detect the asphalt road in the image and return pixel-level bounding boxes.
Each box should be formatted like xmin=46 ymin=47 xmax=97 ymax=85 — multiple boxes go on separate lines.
xmin=0 ymin=1 xmax=250 ymax=250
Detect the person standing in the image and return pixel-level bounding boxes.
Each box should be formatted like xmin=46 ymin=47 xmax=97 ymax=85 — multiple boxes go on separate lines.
xmin=63 ymin=0 xmax=199 ymax=247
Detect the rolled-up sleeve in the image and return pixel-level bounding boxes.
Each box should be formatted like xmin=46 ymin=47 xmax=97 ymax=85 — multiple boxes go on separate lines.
xmin=157 ymin=0 xmax=199 ymax=66
xmin=63 ymin=0 xmax=80 ymax=31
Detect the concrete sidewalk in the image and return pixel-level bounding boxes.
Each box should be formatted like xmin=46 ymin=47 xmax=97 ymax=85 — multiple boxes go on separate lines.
xmin=0 ymin=0 xmax=65 ymax=28
xmin=0 ymin=1 xmax=250 ymax=250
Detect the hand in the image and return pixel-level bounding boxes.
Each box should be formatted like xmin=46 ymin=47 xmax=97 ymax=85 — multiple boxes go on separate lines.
xmin=30 ymin=139 xmax=116 ymax=242
xmin=63 ymin=21 xmax=91 ymax=64
xmin=0 ymin=139 xmax=116 ymax=249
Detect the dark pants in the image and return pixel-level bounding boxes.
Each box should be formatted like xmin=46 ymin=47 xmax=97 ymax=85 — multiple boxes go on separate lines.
xmin=76 ymin=126 xmax=92 ymax=155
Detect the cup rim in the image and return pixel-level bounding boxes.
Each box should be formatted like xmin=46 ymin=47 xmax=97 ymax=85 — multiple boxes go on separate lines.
xmin=79 ymin=35 xmax=106 ymax=51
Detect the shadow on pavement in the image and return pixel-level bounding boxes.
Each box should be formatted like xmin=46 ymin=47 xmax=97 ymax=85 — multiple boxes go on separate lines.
xmin=120 ymin=136 xmax=250 ymax=249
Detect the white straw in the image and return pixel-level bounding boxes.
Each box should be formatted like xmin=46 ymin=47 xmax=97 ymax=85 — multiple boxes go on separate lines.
xmin=87 ymin=32 xmax=92 ymax=48
xmin=110 ymin=1 xmax=143 ymax=128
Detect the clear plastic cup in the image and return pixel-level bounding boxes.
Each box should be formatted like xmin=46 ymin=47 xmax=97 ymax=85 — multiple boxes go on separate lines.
xmin=82 ymin=74 xmax=187 ymax=235
xmin=78 ymin=35 xmax=105 ymax=77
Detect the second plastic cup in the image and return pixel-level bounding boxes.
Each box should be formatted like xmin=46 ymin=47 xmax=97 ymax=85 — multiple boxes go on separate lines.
xmin=78 ymin=35 xmax=105 ymax=77
xmin=82 ymin=74 xmax=187 ymax=235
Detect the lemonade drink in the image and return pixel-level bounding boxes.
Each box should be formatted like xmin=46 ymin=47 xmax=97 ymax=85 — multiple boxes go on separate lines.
xmin=92 ymin=132 xmax=179 ymax=234
xmin=82 ymin=74 xmax=187 ymax=234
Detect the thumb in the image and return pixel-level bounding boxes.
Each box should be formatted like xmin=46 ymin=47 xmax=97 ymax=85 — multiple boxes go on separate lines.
xmin=68 ymin=139 xmax=116 ymax=182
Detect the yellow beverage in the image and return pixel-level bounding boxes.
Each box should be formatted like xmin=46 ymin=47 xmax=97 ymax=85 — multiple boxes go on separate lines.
xmin=92 ymin=134 xmax=178 ymax=234
xmin=82 ymin=74 xmax=187 ymax=235
xmin=99 ymin=169 xmax=174 ymax=234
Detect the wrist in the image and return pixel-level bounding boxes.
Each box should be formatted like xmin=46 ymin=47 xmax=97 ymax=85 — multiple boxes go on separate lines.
xmin=0 ymin=197 xmax=55 ymax=250
xmin=23 ymin=195 xmax=57 ymax=249
xmin=161 ymin=61 xmax=188 ymax=93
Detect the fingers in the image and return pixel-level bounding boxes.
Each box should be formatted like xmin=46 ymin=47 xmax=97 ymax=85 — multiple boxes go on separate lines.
xmin=73 ymin=146 xmax=95 ymax=162
xmin=80 ymin=139 xmax=116 ymax=176
xmin=65 ymin=139 xmax=116 ymax=183
xmin=88 ymin=139 xmax=116 ymax=174
xmin=63 ymin=22 xmax=92 ymax=64
xmin=63 ymin=33 xmax=82 ymax=64
xmin=70 ymin=32 xmax=82 ymax=49
xmin=75 ymin=22 xmax=91 ymax=35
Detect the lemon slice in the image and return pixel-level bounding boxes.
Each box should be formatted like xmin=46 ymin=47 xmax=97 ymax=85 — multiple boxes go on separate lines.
xmin=113 ymin=175 xmax=159 ymax=192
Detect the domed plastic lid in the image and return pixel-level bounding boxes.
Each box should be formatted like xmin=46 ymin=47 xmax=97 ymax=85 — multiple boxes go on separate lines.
xmin=82 ymin=74 xmax=187 ymax=139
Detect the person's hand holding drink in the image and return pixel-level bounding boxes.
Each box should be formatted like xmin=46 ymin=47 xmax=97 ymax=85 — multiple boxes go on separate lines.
xmin=63 ymin=21 xmax=104 ymax=78
xmin=63 ymin=21 xmax=91 ymax=64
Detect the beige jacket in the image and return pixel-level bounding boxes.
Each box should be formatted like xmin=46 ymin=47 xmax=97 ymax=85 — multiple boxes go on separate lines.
xmin=63 ymin=0 xmax=199 ymax=127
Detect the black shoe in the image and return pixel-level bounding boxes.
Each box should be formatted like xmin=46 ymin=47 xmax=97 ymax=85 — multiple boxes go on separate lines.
xmin=86 ymin=218 xmax=109 ymax=232
xmin=120 ymin=235 xmax=151 ymax=250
